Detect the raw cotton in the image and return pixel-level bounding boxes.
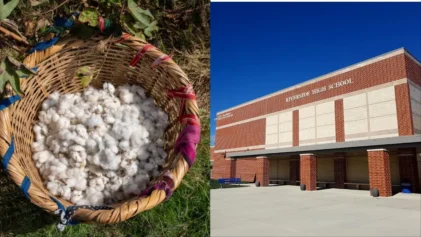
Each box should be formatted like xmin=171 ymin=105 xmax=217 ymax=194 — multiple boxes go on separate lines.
xmin=32 ymin=83 xmax=169 ymax=205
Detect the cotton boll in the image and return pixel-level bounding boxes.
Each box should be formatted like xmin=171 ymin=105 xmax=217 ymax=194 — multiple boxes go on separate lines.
xmin=33 ymin=150 xmax=54 ymax=164
xmin=144 ymin=162 xmax=155 ymax=172
xmin=104 ymin=116 xmax=115 ymax=124
xmin=76 ymin=198 xmax=90 ymax=205
xmin=57 ymin=100 xmax=73 ymax=115
xmin=66 ymin=178 xmax=77 ymax=188
xmin=47 ymin=181 xmax=59 ymax=196
xmin=99 ymin=149 xmax=121 ymax=170
xmin=71 ymin=190 xmax=83 ymax=204
xmin=31 ymin=142 xmax=46 ymax=153
xmin=137 ymin=148 xmax=150 ymax=161
xmin=155 ymin=158 xmax=165 ymax=166
xmin=75 ymin=124 xmax=89 ymax=139
xmin=118 ymin=85 xmax=134 ymax=104
xmin=123 ymin=183 xmax=140 ymax=196
xmin=61 ymin=186 xmax=72 ymax=200
xmin=73 ymin=136 xmax=86 ymax=146
xmin=86 ymin=139 xmax=97 ymax=154
xmin=40 ymin=123 xmax=49 ymax=135
xmin=85 ymin=115 xmax=104 ymax=129
xmin=152 ymin=169 xmax=160 ymax=178
xmin=119 ymin=140 xmax=130 ymax=152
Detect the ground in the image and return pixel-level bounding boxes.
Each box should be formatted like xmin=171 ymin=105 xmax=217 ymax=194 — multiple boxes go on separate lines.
xmin=211 ymin=185 xmax=421 ymax=236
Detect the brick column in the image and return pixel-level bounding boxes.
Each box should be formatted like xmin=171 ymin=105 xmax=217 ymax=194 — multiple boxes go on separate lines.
xmin=334 ymin=99 xmax=345 ymax=142
xmin=293 ymin=110 xmax=299 ymax=146
xmin=395 ymin=84 xmax=414 ymax=136
xmin=289 ymin=159 xmax=299 ymax=185
xmin=398 ymin=148 xmax=420 ymax=193
xmin=300 ymin=153 xmax=317 ymax=191
xmin=229 ymin=158 xmax=237 ymax=178
xmin=334 ymin=153 xmax=346 ymax=189
xmin=256 ymin=156 xmax=269 ymax=186
xmin=367 ymin=149 xmax=392 ymax=197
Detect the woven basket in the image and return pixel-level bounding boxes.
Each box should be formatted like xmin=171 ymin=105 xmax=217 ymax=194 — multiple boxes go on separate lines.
xmin=0 ymin=34 xmax=200 ymax=226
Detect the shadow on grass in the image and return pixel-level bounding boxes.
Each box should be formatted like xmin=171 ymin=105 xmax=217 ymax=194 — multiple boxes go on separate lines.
xmin=0 ymin=167 xmax=56 ymax=236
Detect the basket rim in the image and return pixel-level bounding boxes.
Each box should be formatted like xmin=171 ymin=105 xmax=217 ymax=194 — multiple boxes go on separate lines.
xmin=0 ymin=33 xmax=201 ymax=225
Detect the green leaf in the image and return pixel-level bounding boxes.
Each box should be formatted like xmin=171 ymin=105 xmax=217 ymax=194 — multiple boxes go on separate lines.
xmin=0 ymin=60 xmax=23 ymax=95
xmin=144 ymin=20 xmax=158 ymax=38
xmin=75 ymin=66 xmax=93 ymax=88
xmin=78 ymin=8 xmax=100 ymax=27
xmin=6 ymin=56 xmax=37 ymax=74
xmin=0 ymin=0 xmax=19 ymax=20
xmin=127 ymin=0 xmax=154 ymax=26
xmin=133 ymin=21 xmax=147 ymax=30
xmin=0 ymin=61 xmax=6 ymax=93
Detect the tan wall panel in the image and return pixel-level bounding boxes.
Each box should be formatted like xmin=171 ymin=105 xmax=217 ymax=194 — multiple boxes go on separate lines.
xmin=316 ymin=101 xmax=335 ymax=115
xmin=299 ymin=106 xmax=315 ymax=119
xmin=367 ymin=86 xmax=395 ymax=104
xmin=269 ymin=159 xmax=278 ymax=179
xmin=346 ymin=156 xmax=369 ymax=183
xmin=317 ymin=158 xmax=334 ymax=181
xmin=266 ymin=114 xmax=278 ymax=125
xmin=390 ymin=154 xmax=400 ymax=185
xmin=278 ymin=159 xmax=290 ymax=180
xmin=344 ymin=93 xmax=367 ymax=109
xmin=344 ymin=106 xmax=368 ymax=122
xmin=409 ymin=84 xmax=421 ymax=103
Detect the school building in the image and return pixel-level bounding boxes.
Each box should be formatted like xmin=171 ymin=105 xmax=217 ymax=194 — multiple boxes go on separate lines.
xmin=211 ymin=48 xmax=421 ymax=197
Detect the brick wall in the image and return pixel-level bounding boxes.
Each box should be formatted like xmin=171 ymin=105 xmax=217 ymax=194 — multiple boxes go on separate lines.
xmin=395 ymin=84 xmax=414 ymax=136
xmin=405 ymin=54 xmax=421 ymax=85
xmin=293 ymin=110 xmax=299 ymax=146
xmin=335 ymin=99 xmax=345 ymax=142
xmin=256 ymin=157 xmax=269 ymax=186
xmin=235 ymin=158 xmax=257 ymax=182
xmin=300 ymin=154 xmax=317 ymax=191
xmin=368 ymin=149 xmax=392 ymax=197
xmin=217 ymin=53 xmax=407 ymax=127
xmin=215 ymin=119 xmax=265 ymax=150
xmin=211 ymin=148 xmax=232 ymax=179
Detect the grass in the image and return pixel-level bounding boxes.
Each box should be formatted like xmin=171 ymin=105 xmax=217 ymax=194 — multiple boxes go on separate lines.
xmin=0 ymin=1 xmax=210 ymax=236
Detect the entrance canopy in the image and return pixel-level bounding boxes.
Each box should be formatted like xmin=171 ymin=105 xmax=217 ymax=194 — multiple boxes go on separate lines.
xmin=227 ymin=135 xmax=421 ymax=158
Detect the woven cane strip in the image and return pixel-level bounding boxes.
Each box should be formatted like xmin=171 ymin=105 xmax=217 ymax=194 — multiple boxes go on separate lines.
xmin=0 ymin=34 xmax=199 ymax=224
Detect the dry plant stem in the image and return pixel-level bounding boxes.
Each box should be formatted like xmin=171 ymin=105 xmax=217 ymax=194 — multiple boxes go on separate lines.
xmin=35 ymin=0 xmax=71 ymax=16
xmin=0 ymin=26 xmax=29 ymax=45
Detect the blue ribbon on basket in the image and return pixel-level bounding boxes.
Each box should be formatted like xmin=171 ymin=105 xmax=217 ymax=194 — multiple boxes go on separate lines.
xmin=28 ymin=36 xmax=59 ymax=54
xmin=49 ymin=196 xmax=114 ymax=231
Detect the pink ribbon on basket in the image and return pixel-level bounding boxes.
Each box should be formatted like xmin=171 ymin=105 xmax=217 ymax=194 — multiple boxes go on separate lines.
xmin=129 ymin=44 xmax=154 ymax=67
xmin=151 ymin=54 xmax=171 ymax=69
xmin=139 ymin=171 xmax=175 ymax=200
xmin=174 ymin=124 xmax=201 ymax=167
xmin=98 ymin=16 xmax=105 ymax=32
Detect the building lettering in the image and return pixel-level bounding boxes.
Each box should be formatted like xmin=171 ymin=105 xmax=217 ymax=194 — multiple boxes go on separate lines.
xmin=285 ymin=78 xmax=353 ymax=102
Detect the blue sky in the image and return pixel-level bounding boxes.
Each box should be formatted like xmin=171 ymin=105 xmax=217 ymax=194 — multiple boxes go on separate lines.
xmin=210 ymin=2 xmax=421 ymax=145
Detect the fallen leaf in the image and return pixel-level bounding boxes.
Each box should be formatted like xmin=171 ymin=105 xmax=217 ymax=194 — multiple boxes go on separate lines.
xmin=78 ymin=8 xmax=100 ymax=27
xmin=24 ymin=20 xmax=36 ymax=36
xmin=74 ymin=66 xmax=94 ymax=87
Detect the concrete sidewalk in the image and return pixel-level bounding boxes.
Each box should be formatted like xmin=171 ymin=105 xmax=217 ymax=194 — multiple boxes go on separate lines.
xmin=211 ymin=185 xmax=421 ymax=236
